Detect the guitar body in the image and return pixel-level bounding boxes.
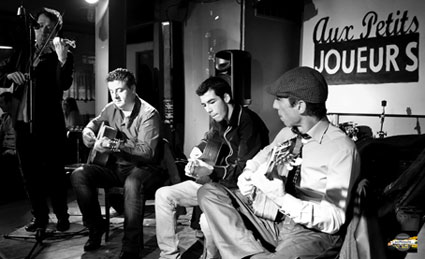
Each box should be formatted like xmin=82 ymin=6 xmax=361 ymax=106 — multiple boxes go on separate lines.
xmin=251 ymin=136 xmax=302 ymax=221
xmin=199 ymin=138 xmax=229 ymax=166
xmin=87 ymin=124 xmax=117 ymax=166
xmin=185 ymin=138 xmax=230 ymax=182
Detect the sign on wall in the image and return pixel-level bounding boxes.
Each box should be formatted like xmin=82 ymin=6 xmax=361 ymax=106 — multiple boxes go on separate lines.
xmin=313 ymin=10 xmax=419 ymax=84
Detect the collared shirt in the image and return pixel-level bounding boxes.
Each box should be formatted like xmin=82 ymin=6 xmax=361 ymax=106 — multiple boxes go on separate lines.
xmin=85 ymin=96 xmax=161 ymax=166
xmin=242 ymin=118 xmax=360 ymax=234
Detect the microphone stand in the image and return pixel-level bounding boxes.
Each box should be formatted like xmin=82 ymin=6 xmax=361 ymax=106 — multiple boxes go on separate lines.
xmin=377 ymin=100 xmax=387 ymax=139
xmin=3 ymin=227 xmax=88 ymax=259
xmin=17 ymin=5 xmax=35 ymax=133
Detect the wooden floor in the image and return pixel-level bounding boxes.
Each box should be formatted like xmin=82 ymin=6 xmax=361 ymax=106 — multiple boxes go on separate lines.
xmin=0 ymin=189 xmax=203 ymax=259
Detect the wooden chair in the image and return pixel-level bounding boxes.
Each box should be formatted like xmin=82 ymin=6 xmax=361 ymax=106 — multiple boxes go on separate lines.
xmin=103 ymin=138 xmax=182 ymax=241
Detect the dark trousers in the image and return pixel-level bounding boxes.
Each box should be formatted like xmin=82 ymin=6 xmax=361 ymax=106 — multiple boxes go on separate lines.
xmin=70 ymin=163 xmax=164 ymax=254
xmin=190 ymin=206 xmax=202 ymax=230
xmin=0 ymin=152 xmax=26 ymax=203
xmin=15 ymin=121 xmax=69 ymax=222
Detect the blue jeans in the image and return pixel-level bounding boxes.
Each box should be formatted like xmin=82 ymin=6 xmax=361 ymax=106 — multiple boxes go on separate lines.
xmin=71 ymin=163 xmax=164 ymax=254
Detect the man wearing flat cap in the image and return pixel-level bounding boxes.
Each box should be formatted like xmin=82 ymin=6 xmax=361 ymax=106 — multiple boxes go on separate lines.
xmin=197 ymin=66 xmax=361 ymax=258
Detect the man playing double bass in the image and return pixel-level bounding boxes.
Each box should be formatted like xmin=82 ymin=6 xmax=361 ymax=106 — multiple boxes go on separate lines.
xmin=155 ymin=76 xmax=269 ymax=259
xmin=0 ymin=7 xmax=74 ymax=232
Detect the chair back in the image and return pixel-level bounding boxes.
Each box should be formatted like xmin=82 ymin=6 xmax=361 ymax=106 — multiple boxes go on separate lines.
xmin=161 ymin=138 xmax=182 ymax=185
xmin=337 ymin=179 xmax=387 ymax=259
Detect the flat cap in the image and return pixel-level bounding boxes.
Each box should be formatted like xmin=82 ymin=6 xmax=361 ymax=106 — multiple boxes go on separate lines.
xmin=267 ymin=67 xmax=328 ymax=103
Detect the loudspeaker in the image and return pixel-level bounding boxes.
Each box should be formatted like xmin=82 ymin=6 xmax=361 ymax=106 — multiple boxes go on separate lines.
xmin=215 ymin=50 xmax=251 ymax=106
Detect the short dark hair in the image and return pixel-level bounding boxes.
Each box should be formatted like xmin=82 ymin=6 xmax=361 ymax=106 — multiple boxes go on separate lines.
xmin=35 ymin=7 xmax=63 ymax=30
xmin=0 ymin=92 xmax=13 ymax=103
xmin=196 ymin=76 xmax=233 ymax=102
xmin=288 ymin=96 xmax=327 ymax=119
xmin=106 ymin=68 xmax=136 ymax=88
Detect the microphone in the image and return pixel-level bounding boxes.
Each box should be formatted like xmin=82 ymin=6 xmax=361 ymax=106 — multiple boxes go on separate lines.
xmin=28 ymin=13 xmax=40 ymax=29
xmin=17 ymin=5 xmax=40 ymax=29
xmin=17 ymin=5 xmax=24 ymax=16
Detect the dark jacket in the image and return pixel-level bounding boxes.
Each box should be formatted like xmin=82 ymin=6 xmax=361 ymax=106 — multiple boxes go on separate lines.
xmin=0 ymin=46 xmax=74 ymax=137
xmin=0 ymin=44 xmax=74 ymax=160
xmin=197 ymin=105 xmax=269 ymax=189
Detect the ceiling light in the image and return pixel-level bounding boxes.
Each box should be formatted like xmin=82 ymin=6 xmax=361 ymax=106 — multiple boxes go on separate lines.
xmin=85 ymin=0 xmax=99 ymax=4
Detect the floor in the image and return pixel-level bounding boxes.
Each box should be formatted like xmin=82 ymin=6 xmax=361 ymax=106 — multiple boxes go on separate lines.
xmin=1 ymin=186 xmax=425 ymax=259
xmin=0 ymin=189 xmax=203 ymax=259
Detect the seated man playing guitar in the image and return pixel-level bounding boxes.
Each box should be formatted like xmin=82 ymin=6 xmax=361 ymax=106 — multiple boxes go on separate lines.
xmin=70 ymin=68 xmax=164 ymax=259
xmin=198 ymin=67 xmax=361 ymax=259
xmin=155 ymin=76 xmax=269 ymax=259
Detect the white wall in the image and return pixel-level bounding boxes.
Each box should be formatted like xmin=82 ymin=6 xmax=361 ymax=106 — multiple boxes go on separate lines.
xmin=301 ymin=0 xmax=425 ymax=137
xmin=183 ymin=0 xmax=241 ymax=154
xmin=94 ymin=0 xmax=110 ymax=115
xmin=244 ymin=4 xmax=302 ymax=139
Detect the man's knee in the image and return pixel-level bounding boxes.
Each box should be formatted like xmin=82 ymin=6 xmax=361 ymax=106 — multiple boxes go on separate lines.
xmin=197 ymin=183 xmax=221 ymax=208
xmin=199 ymin=213 xmax=209 ymax=233
xmin=155 ymin=185 xmax=172 ymax=203
xmin=124 ymin=176 xmax=140 ymax=191
xmin=70 ymin=166 xmax=86 ymax=186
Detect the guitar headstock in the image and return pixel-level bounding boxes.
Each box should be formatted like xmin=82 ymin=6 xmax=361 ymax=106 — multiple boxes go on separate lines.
xmin=265 ymin=137 xmax=301 ymax=178
xmin=271 ymin=140 xmax=296 ymax=165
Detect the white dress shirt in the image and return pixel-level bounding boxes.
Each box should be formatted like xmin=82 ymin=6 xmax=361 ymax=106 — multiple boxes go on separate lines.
xmin=240 ymin=118 xmax=361 ymax=234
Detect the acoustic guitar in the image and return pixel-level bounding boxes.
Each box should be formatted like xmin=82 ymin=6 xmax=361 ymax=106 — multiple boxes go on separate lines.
xmin=185 ymin=137 xmax=230 ymax=181
xmin=251 ymin=136 xmax=302 ymax=221
xmin=199 ymin=138 xmax=229 ymax=166
xmin=87 ymin=123 xmax=117 ymax=167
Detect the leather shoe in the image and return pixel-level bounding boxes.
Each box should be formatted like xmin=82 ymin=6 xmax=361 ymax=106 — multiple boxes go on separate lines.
xmin=56 ymin=218 xmax=70 ymax=232
xmin=83 ymin=221 xmax=107 ymax=251
xmin=25 ymin=218 xmax=48 ymax=232
xmin=119 ymin=251 xmax=140 ymax=259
